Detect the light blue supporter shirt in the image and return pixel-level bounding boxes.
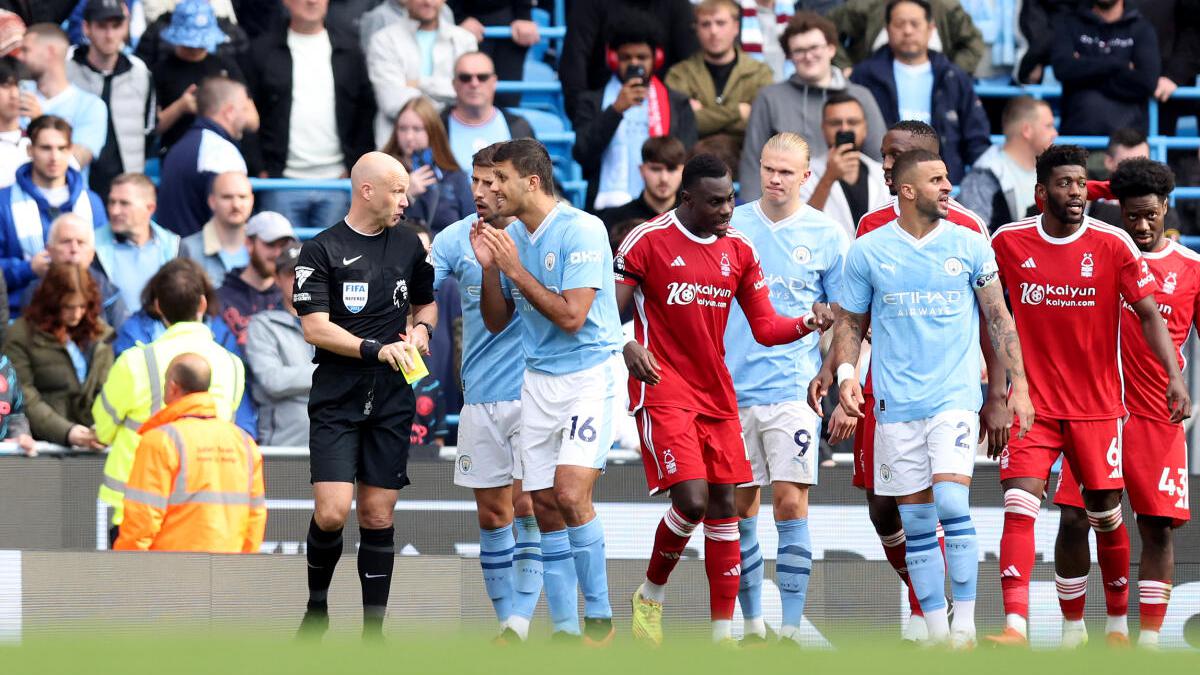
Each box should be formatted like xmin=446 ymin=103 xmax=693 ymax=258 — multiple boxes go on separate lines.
xmin=415 ymin=30 xmax=437 ymax=77
xmin=217 ymin=247 xmax=250 ymax=275
xmin=431 ymin=214 xmax=524 ymax=404
xmin=837 ymin=220 xmax=997 ymax=423
xmin=110 ymin=234 xmax=170 ymax=311
xmin=500 ymin=203 xmax=622 ymax=375
xmin=65 ymin=339 xmax=88 ymax=383
xmin=448 ymin=112 xmax=512 ymax=178
xmin=35 ymin=84 xmax=108 ymax=158
xmin=725 ymin=201 xmax=849 ymax=407
xmin=893 ymin=60 xmax=933 ymax=124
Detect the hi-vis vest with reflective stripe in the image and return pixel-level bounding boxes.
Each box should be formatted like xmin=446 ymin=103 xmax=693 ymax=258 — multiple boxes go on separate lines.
xmin=114 ymin=394 xmax=266 ymax=553
xmin=93 ymin=322 xmax=245 ymax=525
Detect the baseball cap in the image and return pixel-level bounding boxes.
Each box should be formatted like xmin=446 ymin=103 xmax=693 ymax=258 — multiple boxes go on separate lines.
xmin=83 ymin=0 xmax=126 ymax=23
xmin=275 ymin=245 xmax=302 ymax=273
xmin=246 ymin=211 xmax=296 ymax=243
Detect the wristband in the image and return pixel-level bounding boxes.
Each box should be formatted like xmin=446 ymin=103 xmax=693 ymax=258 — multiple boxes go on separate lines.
xmin=360 ymin=339 xmax=383 ymax=362
xmin=414 ymin=321 xmax=435 ymax=337
xmin=835 ymin=363 xmax=856 ymax=386
xmin=801 ymin=312 xmax=817 ymax=330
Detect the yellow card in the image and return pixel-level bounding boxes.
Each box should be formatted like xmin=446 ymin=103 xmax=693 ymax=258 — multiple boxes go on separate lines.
xmin=400 ymin=344 xmax=429 ymax=384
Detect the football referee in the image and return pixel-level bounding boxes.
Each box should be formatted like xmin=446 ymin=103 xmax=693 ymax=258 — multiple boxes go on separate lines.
xmin=293 ymin=152 xmax=437 ymax=640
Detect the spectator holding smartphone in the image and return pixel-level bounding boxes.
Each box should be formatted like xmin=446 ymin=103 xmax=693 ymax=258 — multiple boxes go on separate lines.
xmin=379 ymin=95 xmax=472 ymax=234
xmin=800 ymin=92 xmax=888 ymax=236
xmin=572 ymin=14 xmax=697 ymax=211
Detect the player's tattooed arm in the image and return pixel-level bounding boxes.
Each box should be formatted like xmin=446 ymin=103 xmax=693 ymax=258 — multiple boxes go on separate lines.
xmin=974 ymin=279 xmax=1035 ymax=448
xmin=830 ymin=308 xmax=868 ymax=418
xmin=1132 ymin=294 xmax=1192 ymax=423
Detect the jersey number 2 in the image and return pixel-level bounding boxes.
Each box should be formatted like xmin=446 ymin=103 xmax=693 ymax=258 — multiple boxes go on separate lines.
xmin=954 ymin=422 xmax=971 ymax=450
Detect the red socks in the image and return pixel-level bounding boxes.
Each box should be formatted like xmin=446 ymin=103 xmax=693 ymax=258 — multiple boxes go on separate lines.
xmin=1000 ymin=489 xmax=1041 ymax=619
xmin=1056 ymin=575 xmax=1088 ymax=621
xmin=1087 ymin=506 xmax=1130 ymax=618
xmin=1138 ymin=580 xmax=1171 ymax=632
xmin=880 ymin=529 xmax=923 ymax=617
xmin=703 ymin=517 xmax=740 ymax=621
xmin=646 ymin=506 xmax=698 ymax=586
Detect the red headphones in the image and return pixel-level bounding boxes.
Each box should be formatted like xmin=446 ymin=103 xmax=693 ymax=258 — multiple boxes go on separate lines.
xmin=606 ymin=45 xmax=665 ymax=74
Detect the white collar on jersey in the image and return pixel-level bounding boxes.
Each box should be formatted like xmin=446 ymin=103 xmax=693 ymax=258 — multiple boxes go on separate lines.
xmin=670 ymin=210 xmax=717 ymax=244
xmin=888 ymin=218 xmax=949 ymax=249
xmin=523 ymin=202 xmax=563 ymax=245
xmin=752 ymin=200 xmax=807 ymax=230
xmin=1034 ymin=213 xmax=1091 ymax=246
xmin=1141 ymin=239 xmax=1177 ymax=260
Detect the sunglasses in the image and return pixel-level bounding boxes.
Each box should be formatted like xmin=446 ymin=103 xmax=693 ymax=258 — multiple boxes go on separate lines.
xmin=456 ymin=72 xmax=495 ymax=83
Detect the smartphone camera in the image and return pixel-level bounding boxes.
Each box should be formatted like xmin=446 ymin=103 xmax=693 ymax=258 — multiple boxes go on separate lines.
xmin=834 ymin=130 xmax=856 ymax=150
xmin=622 ymin=64 xmax=648 ymax=84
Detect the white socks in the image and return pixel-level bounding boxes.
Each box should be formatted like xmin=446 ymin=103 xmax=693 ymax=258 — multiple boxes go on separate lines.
xmin=639 ymin=580 xmax=666 ymax=604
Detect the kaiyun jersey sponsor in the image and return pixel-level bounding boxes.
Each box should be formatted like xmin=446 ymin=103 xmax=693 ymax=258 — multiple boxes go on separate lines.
xmin=1019 ymin=282 xmax=1097 ymax=308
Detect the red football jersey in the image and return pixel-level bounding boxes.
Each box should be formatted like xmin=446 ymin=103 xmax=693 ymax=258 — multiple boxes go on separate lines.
xmin=1121 ymin=240 xmax=1200 ymax=421
xmin=856 ymin=197 xmax=988 ymax=394
xmin=615 ymin=211 xmax=807 ymax=418
xmin=991 ymin=216 xmax=1158 ymax=420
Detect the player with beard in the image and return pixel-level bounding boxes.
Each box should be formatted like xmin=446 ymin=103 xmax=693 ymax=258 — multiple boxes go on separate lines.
xmin=1051 ymin=158 xmax=1195 ymax=649
xmin=475 ymin=138 xmax=622 ymax=644
xmin=988 ymin=146 xmax=1189 ymax=647
xmin=820 ymin=149 xmax=1033 ymax=648
xmin=430 ymin=143 xmax=545 ymax=643
xmin=813 ymin=119 xmax=997 ymax=642
xmin=617 ymin=154 xmax=831 ymax=645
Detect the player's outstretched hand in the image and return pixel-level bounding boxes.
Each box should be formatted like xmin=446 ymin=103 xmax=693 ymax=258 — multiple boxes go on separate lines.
xmin=623 ymin=341 xmax=662 ymax=385
xmin=980 ymin=396 xmax=1009 ymax=459
xmin=810 ymin=303 xmax=836 ymax=332
xmin=378 ymin=341 xmax=415 ymax=372
xmin=827 ymin=404 xmax=856 ymax=444
xmin=806 ymin=369 xmax=833 ymax=415
xmin=1166 ymin=375 xmax=1191 ymax=424
xmin=838 ymin=380 xmax=865 ymax=419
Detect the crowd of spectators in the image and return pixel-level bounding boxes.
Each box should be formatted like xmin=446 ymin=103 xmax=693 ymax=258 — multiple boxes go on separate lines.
xmin=0 ymin=0 xmax=1196 ymax=457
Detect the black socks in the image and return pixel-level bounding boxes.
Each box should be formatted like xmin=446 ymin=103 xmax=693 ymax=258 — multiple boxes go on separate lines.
xmin=306 ymin=516 xmax=344 ymax=607
xmin=357 ymin=526 xmax=395 ymax=636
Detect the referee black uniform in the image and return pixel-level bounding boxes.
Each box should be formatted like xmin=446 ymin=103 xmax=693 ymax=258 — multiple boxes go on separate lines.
xmin=293 ymin=218 xmax=435 ymax=489
xmin=291 ymin=214 xmax=436 ymax=634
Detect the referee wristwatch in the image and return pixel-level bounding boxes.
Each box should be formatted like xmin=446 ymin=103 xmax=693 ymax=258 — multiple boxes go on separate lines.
xmin=413 ymin=321 xmax=435 ymax=338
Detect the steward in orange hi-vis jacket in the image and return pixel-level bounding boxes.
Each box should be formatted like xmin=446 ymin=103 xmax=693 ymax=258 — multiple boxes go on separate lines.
xmin=115 ymin=353 xmax=265 ymax=553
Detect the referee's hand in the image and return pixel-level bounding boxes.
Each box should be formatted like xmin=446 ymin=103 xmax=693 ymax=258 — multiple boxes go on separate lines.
xmin=378 ymin=342 xmax=415 ymax=372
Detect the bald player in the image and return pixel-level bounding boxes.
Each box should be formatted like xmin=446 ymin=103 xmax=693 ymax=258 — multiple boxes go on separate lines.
xmin=294 ymin=152 xmax=438 ymax=641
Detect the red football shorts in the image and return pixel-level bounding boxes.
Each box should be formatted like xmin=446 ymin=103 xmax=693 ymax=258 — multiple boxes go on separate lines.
xmin=852 ymin=393 xmax=877 ymax=490
xmin=635 ymin=406 xmax=752 ymax=495
xmin=1000 ymin=415 xmax=1124 ymax=491
xmin=1055 ymin=414 xmax=1190 ymax=526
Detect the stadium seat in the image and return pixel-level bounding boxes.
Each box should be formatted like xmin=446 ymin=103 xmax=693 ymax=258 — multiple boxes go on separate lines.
xmin=519 ymin=61 xmax=563 ymax=115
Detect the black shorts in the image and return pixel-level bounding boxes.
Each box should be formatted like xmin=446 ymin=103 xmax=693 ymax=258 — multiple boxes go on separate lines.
xmin=308 ymin=364 xmax=415 ymax=489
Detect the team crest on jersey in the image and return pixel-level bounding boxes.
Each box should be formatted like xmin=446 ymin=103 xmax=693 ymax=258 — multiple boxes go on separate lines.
xmin=458 ymin=454 xmax=472 ymax=474
xmin=544 ymin=252 xmax=556 ymax=271
xmin=393 ymin=279 xmax=408 ymax=308
xmin=719 ymin=252 xmax=731 ymax=277
xmin=1080 ymin=252 xmax=1094 ymax=278
xmin=1163 ymin=271 xmax=1177 ymax=294
xmin=294 ymin=266 xmax=314 ymax=290
xmin=879 ymin=464 xmax=892 ymax=483
xmin=791 ymin=246 xmax=812 ymax=265
xmin=342 ymin=282 xmax=369 ymax=313
xmin=943 ymin=257 xmax=964 ymax=276
xmin=662 ymin=448 xmax=678 ymax=475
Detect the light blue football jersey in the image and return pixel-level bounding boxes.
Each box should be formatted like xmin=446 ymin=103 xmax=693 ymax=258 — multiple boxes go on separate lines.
xmin=431 ymin=214 xmax=524 ymax=404
xmin=837 ymin=220 xmax=997 ymax=423
xmin=725 ymin=202 xmax=849 ymax=406
xmin=500 ymin=203 xmax=622 ymax=375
